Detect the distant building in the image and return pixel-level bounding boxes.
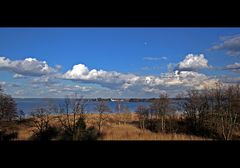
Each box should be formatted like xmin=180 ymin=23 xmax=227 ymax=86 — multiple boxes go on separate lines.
xmin=110 ymin=98 xmax=124 ymax=102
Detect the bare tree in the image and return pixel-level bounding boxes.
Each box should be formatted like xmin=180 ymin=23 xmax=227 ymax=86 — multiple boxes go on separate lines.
xmin=184 ymin=90 xmax=210 ymax=133
xmin=136 ymin=105 xmax=148 ymax=130
xmin=31 ymin=107 xmax=51 ymax=136
xmin=29 ymin=99 xmax=61 ymax=141
xmin=0 ymin=84 xmax=18 ymax=141
xmin=56 ymin=94 xmax=89 ymax=140
xmin=215 ymin=84 xmax=240 ymax=140
xmin=95 ymin=100 xmax=111 ymax=134
xmin=180 ymin=83 xmax=240 ymax=140
xmin=115 ymin=100 xmax=128 ymax=125
xmin=150 ymin=93 xmax=171 ymax=132
xmin=0 ymin=91 xmax=17 ymax=121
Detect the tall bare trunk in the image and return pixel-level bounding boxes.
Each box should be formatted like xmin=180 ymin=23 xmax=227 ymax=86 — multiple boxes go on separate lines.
xmin=161 ymin=116 xmax=164 ymax=132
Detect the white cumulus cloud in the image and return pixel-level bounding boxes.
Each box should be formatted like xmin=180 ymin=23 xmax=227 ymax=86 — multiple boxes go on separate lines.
xmin=61 ymin=64 xmax=140 ymax=89
xmin=0 ymin=56 xmax=58 ymax=76
xmin=0 ymin=54 xmax=223 ymax=98
xmin=175 ymin=54 xmax=209 ymax=71
xmin=61 ymin=62 xmax=218 ymax=97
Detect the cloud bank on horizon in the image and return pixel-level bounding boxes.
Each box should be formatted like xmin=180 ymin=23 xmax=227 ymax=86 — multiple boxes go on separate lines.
xmin=0 ymin=53 xmax=238 ymax=98
xmin=0 ymin=29 xmax=240 ymax=98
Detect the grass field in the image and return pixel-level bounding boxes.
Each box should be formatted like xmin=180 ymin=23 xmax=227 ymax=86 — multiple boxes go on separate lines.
xmin=14 ymin=113 xmax=207 ymax=140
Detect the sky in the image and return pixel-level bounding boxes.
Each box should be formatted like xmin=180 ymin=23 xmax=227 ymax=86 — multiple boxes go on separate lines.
xmin=0 ymin=28 xmax=240 ymax=98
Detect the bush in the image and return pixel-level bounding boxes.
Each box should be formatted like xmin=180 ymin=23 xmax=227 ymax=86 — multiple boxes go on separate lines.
xmin=31 ymin=126 xmax=59 ymax=141
xmin=76 ymin=117 xmax=86 ymax=130
xmin=59 ymin=117 xmax=99 ymax=141
xmin=144 ymin=119 xmax=159 ymax=133
xmin=0 ymin=93 xmax=17 ymax=121
xmin=60 ymin=126 xmax=99 ymax=141
xmin=81 ymin=126 xmax=99 ymax=141
xmin=0 ymin=130 xmax=18 ymax=141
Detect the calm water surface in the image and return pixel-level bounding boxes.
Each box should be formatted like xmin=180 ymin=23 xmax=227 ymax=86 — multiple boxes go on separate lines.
xmin=15 ymin=98 xmax=184 ymax=115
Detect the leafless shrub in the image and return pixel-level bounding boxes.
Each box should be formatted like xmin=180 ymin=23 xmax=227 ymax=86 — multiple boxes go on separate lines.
xmin=95 ymin=100 xmax=111 ymax=135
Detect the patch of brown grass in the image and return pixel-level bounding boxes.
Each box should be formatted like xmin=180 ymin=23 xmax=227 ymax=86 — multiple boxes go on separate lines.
xmin=101 ymin=124 xmax=208 ymax=140
xmin=12 ymin=113 xmax=209 ymax=140
xmin=18 ymin=126 xmax=34 ymax=140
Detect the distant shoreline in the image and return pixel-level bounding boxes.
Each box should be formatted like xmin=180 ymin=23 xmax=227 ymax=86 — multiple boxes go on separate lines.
xmin=14 ymin=97 xmax=188 ymax=102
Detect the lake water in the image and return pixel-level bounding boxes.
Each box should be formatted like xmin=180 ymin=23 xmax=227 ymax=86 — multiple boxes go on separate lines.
xmin=14 ymin=98 xmax=184 ymax=115
xmin=14 ymin=98 xmax=150 ymax=115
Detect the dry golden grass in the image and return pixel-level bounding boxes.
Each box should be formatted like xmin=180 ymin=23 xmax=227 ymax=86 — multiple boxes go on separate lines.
xmin=101 ymin=124 xmax=207 ymax=140
xmin=14 ymin=113 xmax=208 ymax=140
xmin=18 ymin=126 xmax=34 ymax=140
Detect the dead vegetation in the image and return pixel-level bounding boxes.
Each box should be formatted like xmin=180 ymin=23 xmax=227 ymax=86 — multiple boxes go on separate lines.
xmin=14 ymin=113 xmax=206 ymax=140
xmin=1 ymin=83 xmax=240 ymax=141
xmin=101 ymin=124 xmax=207 ymax=140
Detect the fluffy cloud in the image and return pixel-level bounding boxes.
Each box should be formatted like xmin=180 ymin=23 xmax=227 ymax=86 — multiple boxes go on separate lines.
xmin=0 ymin=54 xmax=225 ymax=97
xmin=61 ymin=64 xmax=140 ymax=89
xmin=212 ymin=35 xmax=240 ymax=56
xmin=175 ymin=54 xmax=209 ymax=71
xmin=224 ymin=62 xmax=240 ymax=72
xmin=137 ymin=71 xmax=218 ymax=93
xmin=0 ymin=57 xmax=57 ymax=76
xmin=61 ymin=62 xmax=218 ymax=97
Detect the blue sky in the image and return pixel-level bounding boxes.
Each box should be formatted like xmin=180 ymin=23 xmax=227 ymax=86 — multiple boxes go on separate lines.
xmin=0 ymin=28 xmax=240 ymax=98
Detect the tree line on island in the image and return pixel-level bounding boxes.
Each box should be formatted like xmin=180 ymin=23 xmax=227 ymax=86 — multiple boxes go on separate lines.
xmin=0 ymin=83 xmax=240 ymax=140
